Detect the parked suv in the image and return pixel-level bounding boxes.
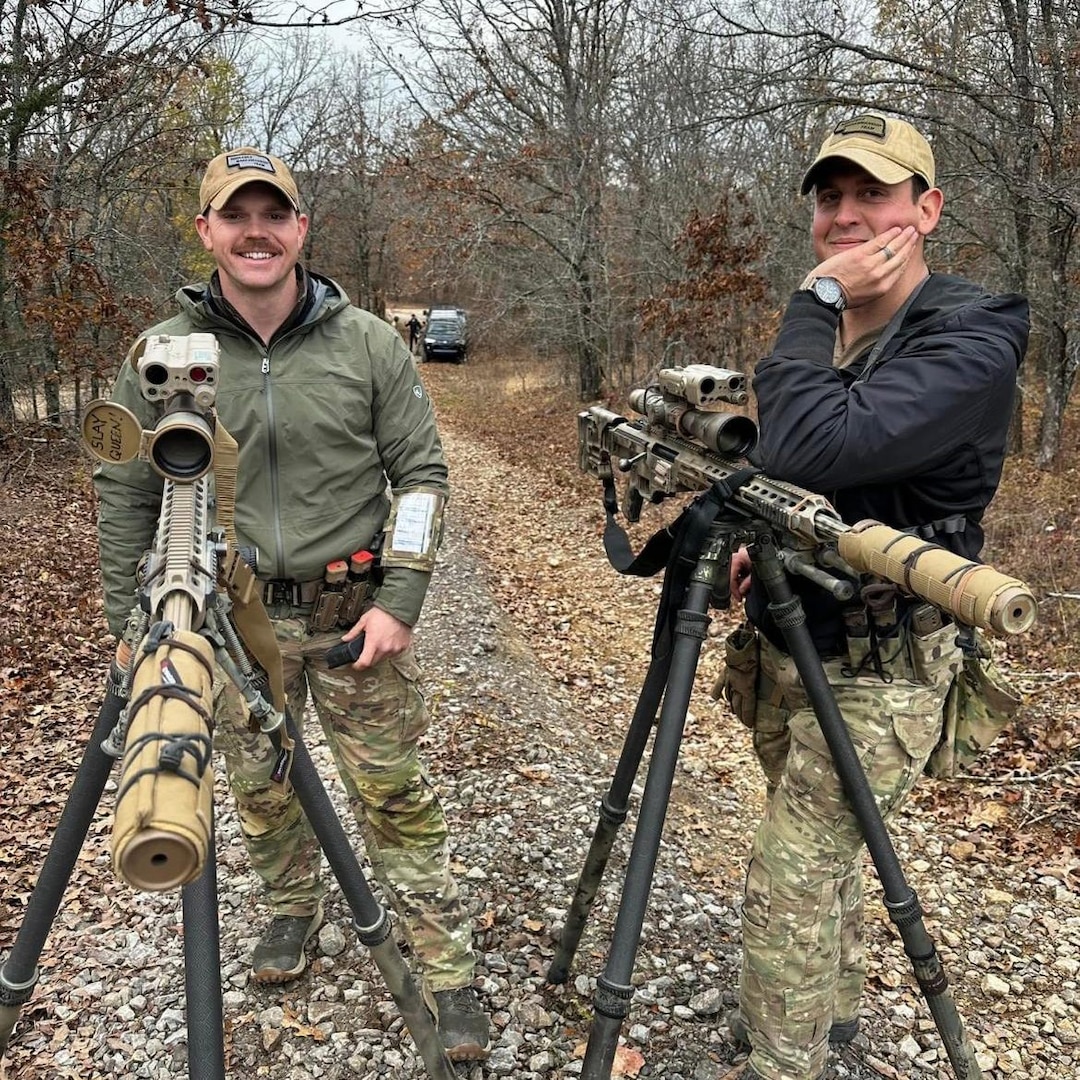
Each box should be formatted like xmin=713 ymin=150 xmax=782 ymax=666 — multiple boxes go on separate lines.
xmin=428 ymin=305 xmax=467 ymax=331
xmin=422 ymin=314 xmax=467 ymax=363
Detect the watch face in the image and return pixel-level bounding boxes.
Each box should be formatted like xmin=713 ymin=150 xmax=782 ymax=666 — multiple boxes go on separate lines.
xmin=814 ymin=277 xmax=843 ymax=305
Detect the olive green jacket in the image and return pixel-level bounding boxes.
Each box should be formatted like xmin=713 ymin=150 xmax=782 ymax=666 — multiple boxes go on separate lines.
xmin=94 ymin=271 xmax=448 ymax=636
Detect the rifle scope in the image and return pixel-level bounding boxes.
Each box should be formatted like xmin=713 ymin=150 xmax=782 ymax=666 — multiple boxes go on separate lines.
xmin=137 ymin=335 xmax=219 ymax=482
xmin=143 ymin=397 xmax=215 ymax=481
xmin=629 ymin=385 xmax=758 ymax=456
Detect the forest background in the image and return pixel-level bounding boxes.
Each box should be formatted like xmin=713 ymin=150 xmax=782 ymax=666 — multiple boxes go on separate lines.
xmin=1 ymin=2 xmax=1078 ymax=743
xmin=1 ymin=4 xmax=1079 ymax=1075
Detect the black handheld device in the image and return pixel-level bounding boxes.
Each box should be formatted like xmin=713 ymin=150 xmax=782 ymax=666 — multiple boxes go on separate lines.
xmin=325 ymin=633 xmax=366 ymax=669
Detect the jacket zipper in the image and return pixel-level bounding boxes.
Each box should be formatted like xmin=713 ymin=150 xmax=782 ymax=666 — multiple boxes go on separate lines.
xmin=261 ymin=352 xmax=287 ymax=579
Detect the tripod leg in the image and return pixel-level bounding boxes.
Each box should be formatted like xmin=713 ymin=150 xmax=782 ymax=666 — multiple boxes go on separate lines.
xmin=273 ymin=719 xmax=457 ymax=1080
xmin=182 ymin=803 xmax=226 ymax=1080
xmin=753 ymin=533 xmax=983 ymax=1080
xmin=0 ymin=690 xmax=123 ymax=1057
xmin=581 ymin=578 xmax=713 ymax=1080
xmin=547 ymin=651 xmax=672 ymax=985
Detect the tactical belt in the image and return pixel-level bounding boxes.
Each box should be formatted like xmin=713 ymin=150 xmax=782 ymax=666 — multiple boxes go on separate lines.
xmin=260 ymin=579 xmax=322 ymax=607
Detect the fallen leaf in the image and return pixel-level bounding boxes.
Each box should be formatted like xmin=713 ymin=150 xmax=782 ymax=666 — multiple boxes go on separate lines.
xmin=612 ymin=1045 xmax=646 ymax=1077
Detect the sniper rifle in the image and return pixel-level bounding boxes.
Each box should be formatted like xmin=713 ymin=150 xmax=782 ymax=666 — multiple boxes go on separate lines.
xmin=578 ymin=363 xmax=1036 ymax=635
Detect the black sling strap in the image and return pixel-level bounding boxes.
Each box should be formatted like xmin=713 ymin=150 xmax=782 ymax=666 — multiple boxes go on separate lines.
xmin=600 ymin=467 xmax=761 ymax=658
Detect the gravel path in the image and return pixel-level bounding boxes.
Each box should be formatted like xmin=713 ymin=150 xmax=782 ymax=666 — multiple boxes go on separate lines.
xmin=5 ymin=416 xmax=1079 ymax=1080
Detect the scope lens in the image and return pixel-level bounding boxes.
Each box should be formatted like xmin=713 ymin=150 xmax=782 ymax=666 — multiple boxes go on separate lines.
xmin=143 ymin=363 xmax=169 ymax=386
xmin=149 ymin=426 xmax=213 ymax=481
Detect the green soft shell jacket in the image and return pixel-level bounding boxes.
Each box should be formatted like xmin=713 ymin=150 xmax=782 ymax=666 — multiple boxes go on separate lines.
xmin=94 ymin=272 xmax=448 ymax=636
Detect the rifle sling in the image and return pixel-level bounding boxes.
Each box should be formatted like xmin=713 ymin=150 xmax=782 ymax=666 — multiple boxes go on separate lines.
xmin=213 ymin=420 xmax=288 ymax=720
xmin=602 ymin=467 xmax=761 ymax=659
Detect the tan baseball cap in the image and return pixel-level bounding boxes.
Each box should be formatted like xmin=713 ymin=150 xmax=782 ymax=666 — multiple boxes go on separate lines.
xmin=199 ymin=147 xmax=300 ymax=212
xmin=801 ymin=114 xmax=936 ymax=194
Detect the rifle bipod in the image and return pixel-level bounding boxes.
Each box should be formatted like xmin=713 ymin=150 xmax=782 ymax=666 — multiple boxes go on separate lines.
xmin=546 ymin=515 xmax=984 ymax=1080
xmin=0 ymin=651 xmax=457 ymax=1080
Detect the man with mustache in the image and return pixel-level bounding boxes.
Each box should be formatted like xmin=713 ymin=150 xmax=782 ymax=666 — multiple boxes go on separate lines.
xmin=94 ymin=148 xmax=490 ymax=1062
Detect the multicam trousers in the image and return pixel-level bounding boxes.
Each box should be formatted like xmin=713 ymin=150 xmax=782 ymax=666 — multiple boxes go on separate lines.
xmin=733 ymin=621 xmax=959 ymax=1080
xmin=214 ymin=615 xmax=475 ymax=991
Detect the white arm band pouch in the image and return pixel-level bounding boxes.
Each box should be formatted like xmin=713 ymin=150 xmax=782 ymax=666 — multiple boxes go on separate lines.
xmin=381 ymin=487 xmax=446 ymax=572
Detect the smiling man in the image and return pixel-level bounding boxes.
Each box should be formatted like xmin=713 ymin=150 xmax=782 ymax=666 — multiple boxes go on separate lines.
xmin=719 ymin=117 xmax=1029 ymax=1080
xmin=93 ymin=148 xmax=490 ymax=1061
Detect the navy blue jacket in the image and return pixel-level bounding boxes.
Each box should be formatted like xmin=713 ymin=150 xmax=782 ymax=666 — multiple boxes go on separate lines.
xmin=747 ymin=273 xmax=1029 ymax=654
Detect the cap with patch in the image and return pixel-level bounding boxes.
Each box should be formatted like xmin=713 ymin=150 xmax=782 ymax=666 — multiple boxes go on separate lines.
xmin=801 ymin=115 xmax=935 ymax=195
xmin=199 ymin=148 xmax=300 ymax=212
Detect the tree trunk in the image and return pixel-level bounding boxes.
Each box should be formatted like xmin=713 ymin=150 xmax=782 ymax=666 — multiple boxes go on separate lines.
xmin=1035 ymin=201 xmax=1077 ymax=469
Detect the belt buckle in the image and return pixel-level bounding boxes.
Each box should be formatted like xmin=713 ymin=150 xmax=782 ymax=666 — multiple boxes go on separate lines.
xmin=263 ymin=580 xmax=295 ymax=607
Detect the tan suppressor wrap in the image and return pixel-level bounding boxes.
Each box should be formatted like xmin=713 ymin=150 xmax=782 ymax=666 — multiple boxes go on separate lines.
xmin=112 ymin=630 xmax=215 ymax=891
xmin=837 ymin=520 xmax=1037 ymax=635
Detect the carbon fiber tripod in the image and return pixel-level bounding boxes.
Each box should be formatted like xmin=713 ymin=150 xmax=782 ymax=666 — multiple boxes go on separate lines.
xmin=0 ymin=630 xmax=457 ymax=1080
xmin=0 ymin=630 xmax=458 ymax=1080
xmin=546 ymin=494 xmax=984 ymax=1080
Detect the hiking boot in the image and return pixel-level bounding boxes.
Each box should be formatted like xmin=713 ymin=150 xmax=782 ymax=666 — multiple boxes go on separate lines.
xmin=424 ymin=985 xmax=492 ymax=1062
xmin=250 ymin=903 xmax=324 ymax=984
xmin=726 ymin=1007 xmax=859 ymax=1048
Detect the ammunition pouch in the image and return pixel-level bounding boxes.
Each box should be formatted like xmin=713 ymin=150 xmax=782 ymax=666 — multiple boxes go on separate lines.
xmin=309 ymin=583 xmax=374 ymax=632
xmin=310 ymin=584 xmax=342 ymax=632
xmin=925 ymin=633 xmax=1022 ymax=779
xmin=712 ymin=623 xmax=760 ymax=728
xmin=308 ymin=555 xmax=377 ymax=633
xmin=336 ymin=575 xmax=373 ymax=627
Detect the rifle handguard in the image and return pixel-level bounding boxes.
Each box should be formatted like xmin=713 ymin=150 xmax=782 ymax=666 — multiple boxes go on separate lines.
xmin=837 ymin=521 xmax=1037 ymax=635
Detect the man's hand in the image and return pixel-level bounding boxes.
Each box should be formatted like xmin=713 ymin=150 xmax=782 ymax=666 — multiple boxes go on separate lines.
xmin=341 ymin=605 xmax=413 ymax=670
xmin=809 ymin=225 xmax=918 ymax=309
xmin=730 ymin=546 xmax=753 ymax=603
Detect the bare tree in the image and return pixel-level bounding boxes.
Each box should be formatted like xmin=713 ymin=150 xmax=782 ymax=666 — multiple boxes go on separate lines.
xmin=375 ymin=0 xmax=638 ymax=398
xmin=0 ymin=0 xmax=234 ymax=426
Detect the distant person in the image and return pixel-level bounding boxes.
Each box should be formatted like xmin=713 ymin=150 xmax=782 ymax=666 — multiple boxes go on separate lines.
xmin=407 ymin=313 xmax=422 ymax=353
xmin=93 ymin=146 xmax=490 ymax=1062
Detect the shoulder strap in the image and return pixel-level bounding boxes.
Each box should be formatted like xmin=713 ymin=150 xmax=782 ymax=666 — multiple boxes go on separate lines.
xmin=852 ymin=274 xmax=931 ymax=385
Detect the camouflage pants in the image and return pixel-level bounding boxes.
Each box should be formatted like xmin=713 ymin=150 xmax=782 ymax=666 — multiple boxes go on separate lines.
xmin=214 ymin=615 xmax=475 ymax=991
xmin=738 ymin=622 xmax=959 ymax=1080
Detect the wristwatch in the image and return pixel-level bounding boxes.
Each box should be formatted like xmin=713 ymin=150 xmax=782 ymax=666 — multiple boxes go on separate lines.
xmin=804 ymin=276 xmax=846 ymax=312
